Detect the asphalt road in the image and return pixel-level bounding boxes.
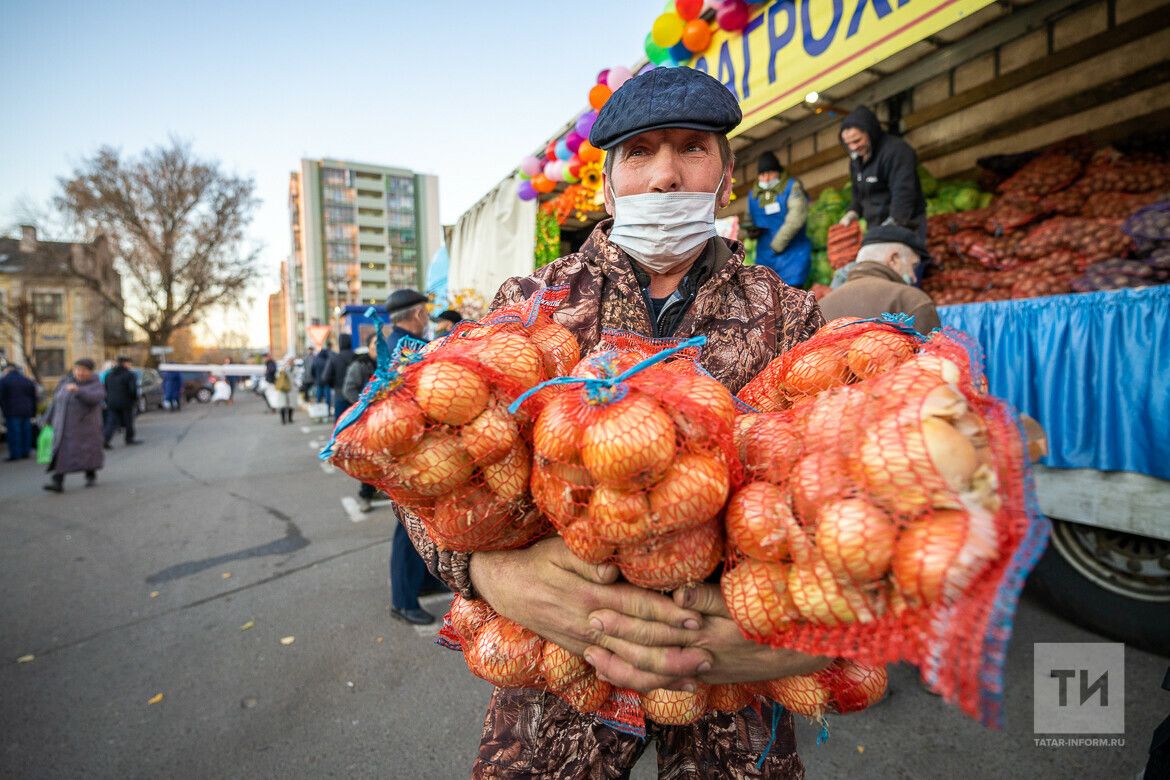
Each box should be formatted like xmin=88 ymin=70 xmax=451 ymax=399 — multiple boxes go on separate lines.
xmin=0 ymin=393 xmax=1165 ymax=779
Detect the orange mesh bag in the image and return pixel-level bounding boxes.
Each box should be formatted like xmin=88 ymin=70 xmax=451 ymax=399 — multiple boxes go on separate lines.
xmin=512 ymin=334 xmax=742 ymax=591
xmin=723 ymin=328 xmax=1050 ymax=727
xmin=321 ymin=288 xmax=579 ymax=551
xmin=737 ymin=314 xmax=924 ymax=412
xmin=826 ymin=223 xmax=863 ymax=269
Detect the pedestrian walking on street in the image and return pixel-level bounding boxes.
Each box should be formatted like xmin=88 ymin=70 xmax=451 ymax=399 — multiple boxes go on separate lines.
xmin=382 ymin=288 xmax=447 ymax=625
xmin=310 ymin=342 xmax=332 ymax=409
xmin=322 ymin=333 xmax=355 ymax=421
xmin=343 ymin=334 xmax=378 ymax=511
xmin=162 ymin=370 xmax=183 ymax=412
xmin=44 ymin=358 xmax=105 ymax=492
xmin=102 ymin=356 xmax=140 ymax=448
xmin=273 ymin=362 xmax=295 ymax=424
xmin=1 ymin=364 xmax=38 ymax=460
xmin=222 ymin=358 xmax=238 ymax=404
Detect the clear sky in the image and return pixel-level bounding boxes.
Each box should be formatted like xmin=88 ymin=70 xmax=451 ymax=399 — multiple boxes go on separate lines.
xmin=0 ymin=0 xmax=664 ymax=346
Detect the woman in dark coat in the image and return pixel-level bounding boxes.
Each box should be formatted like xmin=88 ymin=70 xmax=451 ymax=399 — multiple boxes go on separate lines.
xmin=44 ymin=358 xmax=106 ymax=492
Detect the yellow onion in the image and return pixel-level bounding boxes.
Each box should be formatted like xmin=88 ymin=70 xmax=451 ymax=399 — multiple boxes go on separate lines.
xmin=784 ymin=512 xmax=876 ymax=627
xmin=798 ymin=386 xmax=867 ymax=455
xmin=816 ymin=316 xmax=864 ymax=335
xmin=580 ymin=393 xmax=676 ymax=489
xmin=815 ymin=498 xmax=896 ymax=583
xmin=539 ymin=642 xmax=591 ymax=692
xmin=721 ymin=559 xmax=798 ymax=638
xmin=461 ymin=399 xmax=519 ymax=465
xmin=856 ymin=414 xmax=979 ymax=515
xmin=489 ymin=505 xmax=549 ymax=550
xmin=667 ymin=372 xmax=737 ymax=436
xmin=364 ymin=394 xmax=426 ymax=455
xmin=905 ymin=353 xmax=962 ymax=385
xmin=764 ymin=674 xmax=830 ymax=719
xmin=891 ymin=505 xmax=998 ymax=608
xmin=470 ymin=330 xmax=546 ymax=388
xmin=527 ymin=320 xmax=580 ymax=378
xmin=845 ymin=329 xmax=917 ymax=379
xmin=532 ymin=460 xmax=591 ymax=529
xmin=429 ymin=485 xmax=504 ymax=549
xmin=482 ymin=442 xmax=532 ymax=504
xmin=466 ymin=617 xmax=544 ymax=687
xmin=725 ymin=482 xmax=792 ymax=561
xmin=648 ymin=452 xmax=730 ymax=535
xmin=560 ymin=518 xmax=616 ymax=564
xmin=397 ymin=430 xmax=474 ymax=496
xmin=414 ymin=360 xmax=490 ymax=425
xmin=559 ymin=672 xmax=613 ymax=714
xmin=534 ymin=392 xmax=582 ymax=463
xmin=821 ymin=658 xmax=888 ymax=714
xmin=780 ymin=345 xmax=851 ymax=398
xmin=449 ymin=595 xmax=498 ymax=643
xmin=708 ymin=683 xmax=758 ymax=713
xmin=790 ymin=451 xmax=851 ymax=523
xmin=641 ymin=685 xmax=709 ymax=725
xmin=588 ymin=485 xmax=651 ymax=544
xmin=738 ymin=415 xmax=803 ymax=486
xmin=619 ymin=520 xmax=722 ymax=590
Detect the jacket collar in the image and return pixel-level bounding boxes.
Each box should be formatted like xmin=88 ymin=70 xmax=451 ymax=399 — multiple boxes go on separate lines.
xmin=846 ymin=262 xmax=904 ymax=285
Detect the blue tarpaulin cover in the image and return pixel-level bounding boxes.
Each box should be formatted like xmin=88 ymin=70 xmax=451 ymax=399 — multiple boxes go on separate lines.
xmin=939 ymin=286 xmax=1170 ymax=480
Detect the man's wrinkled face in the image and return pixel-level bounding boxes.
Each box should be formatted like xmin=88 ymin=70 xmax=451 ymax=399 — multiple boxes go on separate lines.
xmin=603 ymin=128 xmax=732 ymax=211
xmin=841 ymin=128 xmax=871 ymax=161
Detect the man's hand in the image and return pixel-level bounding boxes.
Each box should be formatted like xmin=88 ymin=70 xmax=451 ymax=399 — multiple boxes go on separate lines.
xmin=839 ymin=210 xmax=859 ymax=226
xmin=584 ymin=583 xmax=830 ymax=693
xmin=469 ymin=537 xmax=703 ymax=669
xmin=769 ymin=233 xmax=790 ymax=255
xmin=64 ymin=383 xmax=78 ymax=392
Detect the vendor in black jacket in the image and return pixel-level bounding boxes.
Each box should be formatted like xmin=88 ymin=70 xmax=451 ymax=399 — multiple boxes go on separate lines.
xmin=838 ymin=106 xmax=927 ymax=243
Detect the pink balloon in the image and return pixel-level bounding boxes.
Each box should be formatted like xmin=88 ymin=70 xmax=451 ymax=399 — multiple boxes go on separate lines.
xmin=519 ymin=155 xmax=542 ymax=177
xmin=565 ymin=131 xmax=583 ymax=153
xmin=606 ymin=65 xmax=633 ymax=92
xmin=596 ymin=68 xmax=610 ymax=85
xmin=717 ymin=0 xmax=750 ymax=31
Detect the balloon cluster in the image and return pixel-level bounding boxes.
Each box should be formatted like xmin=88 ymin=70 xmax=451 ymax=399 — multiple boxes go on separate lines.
xmin=645 ymin=0 xmax=766 ymax=65
xmin=515 ymin=67 xmax=616 ymax=203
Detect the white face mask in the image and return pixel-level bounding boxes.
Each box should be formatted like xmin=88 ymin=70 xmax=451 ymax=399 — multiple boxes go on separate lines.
xmin=608 ymin=176 xmax=722 ymax=274
xmin=758 ymin=177 xmax=779 ymax=190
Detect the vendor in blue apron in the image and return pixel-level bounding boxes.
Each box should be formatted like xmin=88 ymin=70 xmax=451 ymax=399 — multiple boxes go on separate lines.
xmin=743 ymin=151 xmax=812 ymax=287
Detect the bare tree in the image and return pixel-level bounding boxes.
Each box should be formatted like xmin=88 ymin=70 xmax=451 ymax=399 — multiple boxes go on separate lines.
xmin=0 ymin=288 xmax=47 ymax=383
xmin=55 ymin=139 xmax=260 ymax=366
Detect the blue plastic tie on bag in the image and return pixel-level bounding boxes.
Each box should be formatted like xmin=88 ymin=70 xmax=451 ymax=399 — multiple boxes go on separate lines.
xmin=756 ymin=702 xmax=783 ymax=770
xmin=507 ymin=335 xmax=707 ymax=415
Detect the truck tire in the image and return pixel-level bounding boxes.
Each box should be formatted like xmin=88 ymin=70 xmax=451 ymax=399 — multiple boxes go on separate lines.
xmin=1029 ymin=518 xmax=1170 ymax=656
xmin=196 ymin=387 xmax=212 ymax=403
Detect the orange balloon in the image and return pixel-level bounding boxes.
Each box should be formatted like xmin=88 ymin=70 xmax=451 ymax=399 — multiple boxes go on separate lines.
xmin=682 ymin=19 xmax=712 ymax=52
xmin=532 ymin=173 xmax=556 ymax=194
xmin=577 ymin=140 xmax=601 ymax=164
xmin=588 ymin=84 xmax=612 ymax=111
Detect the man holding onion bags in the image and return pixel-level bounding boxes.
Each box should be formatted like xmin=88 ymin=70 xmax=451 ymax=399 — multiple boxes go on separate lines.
xmin=399 ymin=67 xmax=832 ymax=777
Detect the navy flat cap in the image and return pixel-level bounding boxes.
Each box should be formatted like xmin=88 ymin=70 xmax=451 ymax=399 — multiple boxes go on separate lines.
xmin=589 ymin=67 xmax=742 ymax=151
xmin=861 ymin=224 xmax=931 ymax=261
xmin=385 ymin=288 xmax=428 ymax=315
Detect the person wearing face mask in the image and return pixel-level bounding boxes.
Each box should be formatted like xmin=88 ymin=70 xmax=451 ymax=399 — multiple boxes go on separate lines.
xmin=838 ymin=106 xmax=927 ymax=247
xmin=818 ymin=225 xmax=940 ymax=335
xmin=742 ymin=151 xmax=812 ymax=287
xmin=396 ymin=66 xmax=826 ymax=778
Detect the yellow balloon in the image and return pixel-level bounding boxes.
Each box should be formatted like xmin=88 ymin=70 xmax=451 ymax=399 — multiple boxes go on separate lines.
xmin=651 ymin=12 xmax=685 ymax=48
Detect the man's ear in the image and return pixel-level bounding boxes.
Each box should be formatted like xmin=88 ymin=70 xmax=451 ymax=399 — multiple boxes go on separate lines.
xmin=602 ymin=173 xmax=614 ymax=216
xmin=717 ymin=164 xmax=734 ymax=209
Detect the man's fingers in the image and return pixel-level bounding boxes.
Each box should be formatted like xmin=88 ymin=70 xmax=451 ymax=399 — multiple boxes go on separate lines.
xmin=587 ymin=609 xmax=697 ymax=648
xmin=673 ymin=584 xmax=731 ymax=618
xmin=550 ymin=539 xmax=620 ymax=585
xmin=583 ymin=645 xmax=701 ymax=694
xmin=596 ymin=583 xmax=702 ymax=629
xmin=588 ymin=633 xmax=713 ymax=680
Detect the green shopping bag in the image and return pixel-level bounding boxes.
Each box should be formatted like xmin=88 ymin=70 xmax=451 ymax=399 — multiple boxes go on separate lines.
xmin=36 ymin=424 xmax=54 ymax=465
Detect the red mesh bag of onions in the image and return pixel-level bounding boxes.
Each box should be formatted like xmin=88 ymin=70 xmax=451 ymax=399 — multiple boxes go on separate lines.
xmin=510 ymin=333 xmax=742 ymax=591
xmin=320 ymin=287 xmax=581 ymax=552
xmin=724 ymin=322 xmax=1050 ymax=727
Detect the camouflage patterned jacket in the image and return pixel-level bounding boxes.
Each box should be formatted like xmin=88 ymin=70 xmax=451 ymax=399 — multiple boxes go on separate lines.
xmin=400 ymin=219 xmax=823 ymax=598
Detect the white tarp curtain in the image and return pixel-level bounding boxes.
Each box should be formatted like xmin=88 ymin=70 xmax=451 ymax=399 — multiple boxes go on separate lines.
xmin=447 ymin=177 xmax=537 ymax=304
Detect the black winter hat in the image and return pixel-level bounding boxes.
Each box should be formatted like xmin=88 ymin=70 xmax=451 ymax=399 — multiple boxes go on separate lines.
xmin=757 ymin=151 xmax=782 ymax=175
xmin=385 ymin=288 xmax=428 ymax=315
xmin=589 ymin=66 xmax=742 ymax=150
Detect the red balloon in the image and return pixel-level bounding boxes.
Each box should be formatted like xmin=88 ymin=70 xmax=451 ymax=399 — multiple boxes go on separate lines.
xmin=676 ymin=0 xmax=703 ymax=21
xmin=588 ymin=84 xmax=612 ymax=111
xmin=717 ymin=0 xmax=750 ymax=32
xmin=545 ymin=140 xmax=558 ymax=161
xmin=568 ymin=158 xmax=582 ymax=179
xmin=682 ymin=19 xmax=712 ymax=52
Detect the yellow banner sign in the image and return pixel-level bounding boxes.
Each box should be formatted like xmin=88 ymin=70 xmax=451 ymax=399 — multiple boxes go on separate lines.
xmin=684 ymin=0 xmax=998 ymax=137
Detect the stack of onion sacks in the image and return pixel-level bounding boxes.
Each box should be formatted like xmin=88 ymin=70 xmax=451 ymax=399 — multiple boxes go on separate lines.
xmin=325 ymin=288 xmax=579 ymax=552
xmin=520 ymin=335 xmax=742 ymax=591
xmin=723 ymin=329 xmax=1043 ymax=725
xmin=738 ymin=316 xmax=923 ymax=413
